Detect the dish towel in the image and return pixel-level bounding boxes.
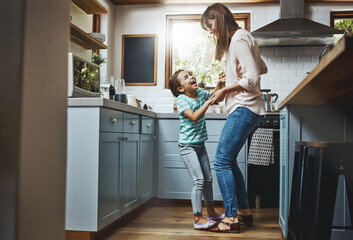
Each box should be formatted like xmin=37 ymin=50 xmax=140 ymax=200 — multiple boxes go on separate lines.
xmin=248 ymin=128 xmax=274 ymax=166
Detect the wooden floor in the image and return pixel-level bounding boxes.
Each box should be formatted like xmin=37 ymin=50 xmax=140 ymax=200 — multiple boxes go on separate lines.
xmin=98 ymin=204 xmax=282 ymax=240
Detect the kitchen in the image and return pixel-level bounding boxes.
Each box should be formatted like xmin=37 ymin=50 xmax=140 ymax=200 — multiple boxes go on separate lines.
xmin=2 ymin=0 xmax=353 ymax=240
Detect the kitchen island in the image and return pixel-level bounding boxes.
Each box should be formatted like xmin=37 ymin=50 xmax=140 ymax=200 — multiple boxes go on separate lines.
xmin=278 ymin=37 xmax=353 ymax=240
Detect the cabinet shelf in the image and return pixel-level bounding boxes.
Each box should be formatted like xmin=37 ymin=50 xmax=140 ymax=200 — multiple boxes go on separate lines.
xmin=71 ymin=0 xmax=107 ymax=14
xmin=70 ymin=23 xmax=107 ymax=50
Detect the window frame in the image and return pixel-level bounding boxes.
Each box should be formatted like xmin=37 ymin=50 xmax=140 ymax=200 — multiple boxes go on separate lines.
xmin=330 ymin=11 xmax=353 ymax=27
xmin=165 ymin=13 xmax=250 ymax=89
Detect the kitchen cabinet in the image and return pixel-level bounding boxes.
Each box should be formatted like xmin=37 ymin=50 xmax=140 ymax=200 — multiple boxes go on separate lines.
xmin=279 ymin=106 xmax=353 ymax=239
xmin=66 ymin=107 xmax=124 ymax=231
xmin=66 ymin=107 xmax=150 ymax=235
xmin=70 ymin=0 xmax=107 ymax=50
xmin=121 ymin=133 xmax=140 ymax=215
xmin=157 ymin=119 xmax=247 ymax=201
xmin=139 ymin=117 xmax=156 ymax=204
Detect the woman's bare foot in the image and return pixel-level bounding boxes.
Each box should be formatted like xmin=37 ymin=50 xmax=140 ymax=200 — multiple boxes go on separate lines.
xmin=209 ymin=217 xmax=240 ymax=232
xmin=194 ymin=215 xmax=209 ymax=224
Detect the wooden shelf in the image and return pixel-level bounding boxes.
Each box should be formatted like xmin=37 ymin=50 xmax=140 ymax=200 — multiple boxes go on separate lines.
xmin=278 ymin=37 xmax=353 ymax=109
xmin=72 ymin=0 xmax=107 ymax=14
xmin=70 ymin=23 xmax=107 ymax=50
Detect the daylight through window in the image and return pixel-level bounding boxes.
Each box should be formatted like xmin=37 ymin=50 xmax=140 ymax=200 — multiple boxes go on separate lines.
xmin=165 ymin=14 xmax=250 ymax=88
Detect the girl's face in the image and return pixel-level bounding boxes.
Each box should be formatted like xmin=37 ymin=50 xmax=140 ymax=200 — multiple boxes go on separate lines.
xmin=177 ymin=71 xmax=198 ymax=96
xmin=206 ymin=19 xmax=218 ymax=37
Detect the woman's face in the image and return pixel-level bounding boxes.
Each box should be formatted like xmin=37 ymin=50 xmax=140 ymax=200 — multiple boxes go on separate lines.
xmin=206 ymin=19 xmax=218 ymax=37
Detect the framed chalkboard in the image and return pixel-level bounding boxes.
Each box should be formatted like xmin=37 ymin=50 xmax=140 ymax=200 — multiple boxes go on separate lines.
xmin=122 ymin=34 xmax=157 ymax=86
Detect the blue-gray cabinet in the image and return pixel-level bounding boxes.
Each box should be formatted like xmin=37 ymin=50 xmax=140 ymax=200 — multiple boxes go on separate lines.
xmin=279 ymin=106 xmax=353 ymax=239
xmin=66 ymin=107 xmax=154 ymax=232
xmin=157 ymin=119 xmax=247 ymax=201
xmin=139 ymin=116 xmax=156 ymax=204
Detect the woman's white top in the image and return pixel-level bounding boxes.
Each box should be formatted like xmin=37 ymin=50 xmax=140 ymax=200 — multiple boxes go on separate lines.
xmin=225 ymin=28 xmax=267 ymax=116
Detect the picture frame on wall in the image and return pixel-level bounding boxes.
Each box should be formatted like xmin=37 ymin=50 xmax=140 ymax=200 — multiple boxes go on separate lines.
xmin=122 ymin=34 xmax=157 ymax=86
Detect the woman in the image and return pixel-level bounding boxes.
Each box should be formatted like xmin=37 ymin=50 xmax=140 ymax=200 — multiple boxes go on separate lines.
xmin=201 ymin=3 xmax=267 ymax=232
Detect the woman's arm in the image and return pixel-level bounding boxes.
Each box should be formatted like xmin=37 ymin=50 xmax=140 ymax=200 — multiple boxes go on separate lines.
xmin=183 ymin=99 xmax=211 ymax=122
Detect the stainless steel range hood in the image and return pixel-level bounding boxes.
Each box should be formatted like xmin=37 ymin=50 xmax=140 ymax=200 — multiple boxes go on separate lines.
xmin=251 ymin=0 xmax=344 ymax=47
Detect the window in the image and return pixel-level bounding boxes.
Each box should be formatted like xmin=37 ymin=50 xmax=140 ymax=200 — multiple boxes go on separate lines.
xmin=165 ymin=13 xmax=250 ymax=89
xmin=331 ymin=11 xmax=353 ymax=37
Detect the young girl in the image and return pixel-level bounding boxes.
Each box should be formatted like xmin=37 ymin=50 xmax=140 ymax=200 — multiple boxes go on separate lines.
xmin=200 ymin=3 xmax=267 ymax=232
xmin=169 ymin=69 xmax=224 ymax=230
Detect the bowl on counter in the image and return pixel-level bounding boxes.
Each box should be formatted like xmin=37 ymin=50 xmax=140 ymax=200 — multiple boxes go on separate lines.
xmin=88 ymin=32 xmax=106 ymax=43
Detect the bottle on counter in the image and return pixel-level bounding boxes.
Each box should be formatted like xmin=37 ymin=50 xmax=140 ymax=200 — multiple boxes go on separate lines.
xmin=109 ymin=76 xmax=115 ymax=100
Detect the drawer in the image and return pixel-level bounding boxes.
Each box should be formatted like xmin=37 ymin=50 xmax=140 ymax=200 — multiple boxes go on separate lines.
xmin=158 ymin=120 xmax=180 ymax=135
xmin=100 ymin=108 xmax=123 ymax=132
xmin=206 ymin=120 xmax=226 ymax=135
xmin=141 ymin=116 xmax=155 ymax=134
xmin=123 ymin=113 xmax=140 ymax=133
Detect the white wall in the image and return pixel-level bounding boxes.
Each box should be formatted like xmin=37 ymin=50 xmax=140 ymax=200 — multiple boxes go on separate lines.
xmin=113 ymin=3 xmax=353 ymax=112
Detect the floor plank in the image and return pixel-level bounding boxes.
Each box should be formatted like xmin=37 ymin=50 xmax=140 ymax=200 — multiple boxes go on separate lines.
xmin=98 ymin=205 xmax=282 ymax=240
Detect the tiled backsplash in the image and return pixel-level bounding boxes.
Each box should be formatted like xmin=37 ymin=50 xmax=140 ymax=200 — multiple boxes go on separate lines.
xmin=126 ymin=46 xmax=322 ymax=113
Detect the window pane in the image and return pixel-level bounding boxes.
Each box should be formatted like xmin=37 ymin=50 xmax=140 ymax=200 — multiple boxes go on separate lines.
xmin=172 ymin=19 xmax=245 ymax=87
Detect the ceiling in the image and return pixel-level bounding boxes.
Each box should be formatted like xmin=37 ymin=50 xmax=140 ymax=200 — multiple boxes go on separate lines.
xmin=110 ymin=0 xmax=279 ymax=5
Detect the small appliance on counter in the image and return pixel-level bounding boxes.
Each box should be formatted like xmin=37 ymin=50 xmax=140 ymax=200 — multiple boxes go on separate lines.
xmin=261 ymin=89 xmax=278 ymax=112
xmin=114 ymin=78 xmax=127 ymax=103
xmin=68 ymin=53 xmax=100 ymax=98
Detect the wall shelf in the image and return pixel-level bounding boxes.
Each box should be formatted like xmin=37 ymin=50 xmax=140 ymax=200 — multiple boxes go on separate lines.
xmin=70 ymin=23 xmax=107 ymax=50
xmin=72 ymin=0 xmax=107 ymax=14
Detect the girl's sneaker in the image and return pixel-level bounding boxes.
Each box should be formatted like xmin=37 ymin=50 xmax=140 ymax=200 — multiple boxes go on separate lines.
xmin=207 ymin=213 xmax=225 ymax=221
xmin=194 ymin=220 xmax=217 ymax=230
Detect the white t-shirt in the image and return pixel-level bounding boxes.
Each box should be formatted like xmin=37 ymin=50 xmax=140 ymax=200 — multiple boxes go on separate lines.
xmin=224 ymin=28 xmax=267 ymax=116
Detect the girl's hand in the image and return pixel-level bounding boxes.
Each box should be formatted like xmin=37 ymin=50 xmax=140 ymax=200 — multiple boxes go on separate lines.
xmin=210 ymin=88 xmax=226 ymax=105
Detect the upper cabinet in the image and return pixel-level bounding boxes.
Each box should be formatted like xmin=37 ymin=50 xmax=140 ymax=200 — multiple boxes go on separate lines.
xmin=70 ymin=0 xmax=107 ymax=50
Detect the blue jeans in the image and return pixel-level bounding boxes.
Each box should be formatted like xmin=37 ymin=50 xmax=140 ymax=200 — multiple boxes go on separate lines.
xmin=214 ymin=107 xmax=263 ymax=217
xmin=179 ymin=142 xmax=214 ymax=215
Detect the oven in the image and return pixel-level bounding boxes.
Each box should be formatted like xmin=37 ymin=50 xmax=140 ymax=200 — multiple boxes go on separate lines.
xmin=247 ymin=113 xmax=280 ymax=209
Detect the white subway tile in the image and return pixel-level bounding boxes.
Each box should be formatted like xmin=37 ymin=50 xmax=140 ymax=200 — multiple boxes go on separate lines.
xmin=297 ymin=56 xmax=313 ymax=62
xmin=290 ymin=62 xmax=304 ymax=69
xmin=283 ymin=56 xmax=298 ymax=63
xmin=290 ymin=48 xmax=305 ymax=56
xmin=268 ymin=56 xmax=283 ymax=63
xmin=275 ymin=62 xmax=290 ymax=70
xmin=276 ymin=49 xmax=290 ymax=56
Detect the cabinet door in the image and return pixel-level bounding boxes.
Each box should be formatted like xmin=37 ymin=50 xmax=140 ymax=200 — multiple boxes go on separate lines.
xmin=139 ymin=134 xmax=154 ymax=203
xmin=98 ymin=132 xmax=122 ymax=230
xmin=121 ymin=133 xmax=140 ymax=215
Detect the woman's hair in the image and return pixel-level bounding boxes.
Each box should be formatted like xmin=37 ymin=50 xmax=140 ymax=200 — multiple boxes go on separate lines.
xmin=201 ymin=3 xmax=239 ymax=61
xmin=169 ymin=69 xmax=184 ymax=97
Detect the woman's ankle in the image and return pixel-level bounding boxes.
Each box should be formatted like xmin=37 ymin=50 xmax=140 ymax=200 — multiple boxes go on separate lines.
xmin=237 ymin=208 xmax=251 ymax=216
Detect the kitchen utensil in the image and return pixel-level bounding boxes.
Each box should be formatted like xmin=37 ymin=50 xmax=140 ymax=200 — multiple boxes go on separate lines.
xmin=115 ymin=78 xmax=126 ymax=94
xmin=261 ymin=89 xmax=278 ymax=112
xmin=126 ymin=95 xmax=137 ymax=107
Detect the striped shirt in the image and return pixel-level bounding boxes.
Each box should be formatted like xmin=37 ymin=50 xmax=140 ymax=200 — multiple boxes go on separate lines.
xmin=177 ymin=88 xmax=211 ymax=144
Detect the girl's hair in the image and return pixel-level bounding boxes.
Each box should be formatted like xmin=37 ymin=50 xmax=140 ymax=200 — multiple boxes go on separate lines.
xmin=201 ymin=3 xmax=239 ymax=61
xmin=169 ymin=69 xmax=184 ymax=97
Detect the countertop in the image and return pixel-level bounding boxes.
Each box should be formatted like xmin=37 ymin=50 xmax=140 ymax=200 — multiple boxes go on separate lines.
xmin=67 ymin=98 xmax=228 ymax=119
xmin=278 ymin=37 xmax=353 ymax=110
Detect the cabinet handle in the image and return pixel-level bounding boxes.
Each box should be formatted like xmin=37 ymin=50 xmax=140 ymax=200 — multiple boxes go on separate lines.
xmin=130 ymin=120 xmax=136 ymax=125
xmin=110 ymin=117 xmax=117 ymax=123
xmin=120 ymin=136 xmax=128 ymax=141
xmin=146 ymin=123 xmax=151 ymax=128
